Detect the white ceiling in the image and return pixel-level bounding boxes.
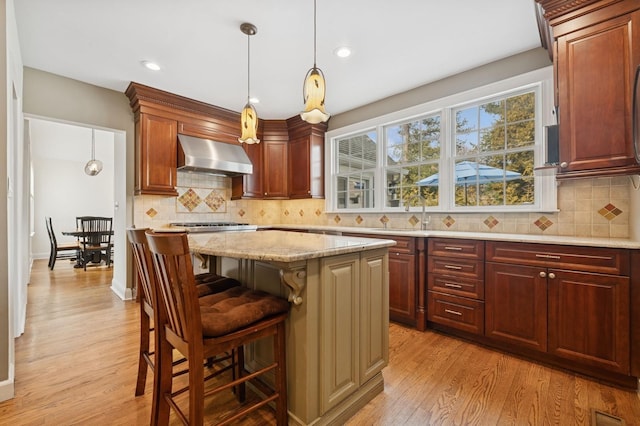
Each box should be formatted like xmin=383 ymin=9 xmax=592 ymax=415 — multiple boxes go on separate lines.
xmin=14 ymin=0 xmax=543 ymax=120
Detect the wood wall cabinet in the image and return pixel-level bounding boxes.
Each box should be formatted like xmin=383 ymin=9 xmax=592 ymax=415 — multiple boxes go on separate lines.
xmin=287 ymin=116 xmax=327 ymax=199
xmin=486 ymin=241 xmax=631 ymax=375
xmin=135 ymin=113 xmax=178 ymax=195
xmin=127 ymin=82 xmax=243 ymax=196
xmin=427 ymin=238 xmax=485 ymax=335
xmin=342 ymin=233 xmax=426 ymax=330
xmin=232 ymin=120 xmax=289 ymax=200
xmin=264 ymin=143 xmax=288 ymax=199
xmin=536 ymin=0 xmax=640 ymax=178
xmin=231 ymin=142 xmax=263 ymax=199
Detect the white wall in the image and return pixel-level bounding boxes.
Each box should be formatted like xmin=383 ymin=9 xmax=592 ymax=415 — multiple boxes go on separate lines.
xmin=29 ymin=119 xmax=114 ymax=259
xmin=1 ymin=0 xmax=24 ymax=403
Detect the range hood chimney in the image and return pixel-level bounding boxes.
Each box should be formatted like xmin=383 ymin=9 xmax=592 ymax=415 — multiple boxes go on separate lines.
xmin=177 ymin=134 xmax=253 ymax=176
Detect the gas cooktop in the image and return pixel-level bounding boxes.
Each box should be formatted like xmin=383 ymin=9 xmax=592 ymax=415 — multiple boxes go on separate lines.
xmin=169 ymin=222 xmax=257 ymax=233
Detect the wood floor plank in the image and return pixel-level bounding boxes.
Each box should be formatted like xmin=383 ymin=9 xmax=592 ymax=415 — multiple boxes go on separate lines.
xmin=1 ymin=260 xmax=639 ymax=425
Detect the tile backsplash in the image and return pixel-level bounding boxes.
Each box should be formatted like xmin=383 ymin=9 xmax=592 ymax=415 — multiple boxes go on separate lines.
xmin=133 ymin=172 xmax=631 ymax=238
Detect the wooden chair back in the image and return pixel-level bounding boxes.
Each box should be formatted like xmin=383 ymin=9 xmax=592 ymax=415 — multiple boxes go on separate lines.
xmin=80 ymin=216 xmax=112 ymax=246
xmin=145 ymin=231 xmax=202 ymax=353
xmin=126 ymin=228 xmax=155 ymax=313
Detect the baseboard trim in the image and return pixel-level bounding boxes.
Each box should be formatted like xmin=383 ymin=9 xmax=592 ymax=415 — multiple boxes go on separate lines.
xmin=0 ymin=375 xmax=15 ymax=402
xmin=110 ymin=277 xmax=132 ymax=300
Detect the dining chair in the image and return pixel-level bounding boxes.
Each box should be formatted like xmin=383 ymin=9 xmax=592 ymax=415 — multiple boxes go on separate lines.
xmin=79 ymin=216 xmax=113 ymax=270
xmin=126 ymin=228 xmax=242 ymax=423
xmin=145 ymin=231 xmax=290 ymax=426
xmin=45 ymin=216 xmax=80 ymax=270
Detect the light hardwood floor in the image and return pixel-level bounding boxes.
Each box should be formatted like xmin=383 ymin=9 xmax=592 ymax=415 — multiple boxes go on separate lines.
xmin=0 ymin=259 xmax=639 ymax=425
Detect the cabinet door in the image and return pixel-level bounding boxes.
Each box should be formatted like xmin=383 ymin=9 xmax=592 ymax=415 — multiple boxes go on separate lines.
xmin=556 ymin=8 xmax=640 ymax=175
xmin=388 ymin=252 xmax=416 ymax=325
xmin=360 ymin=249 xmax=389 ymax=384
xmin=137 ymin=114 xmax=178 ymax=195
xmin=320 ymin=253 xmax=359 ymax=412
xmin=264 ymin=140 xmax=288 ymax=198
xmin=288 ymin=136 xmax=311 ymax=198
xmin=288 ymin=133 xmax=324 ymax=199
xmin=232 ymin=142 xmax=263 ymax=199
xmin=485 ymin=263 xmax=547 ymax=352
xmin=548 ymin=270 xmax=630 ymax=374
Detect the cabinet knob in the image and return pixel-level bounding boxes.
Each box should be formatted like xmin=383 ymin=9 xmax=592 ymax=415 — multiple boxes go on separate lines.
xmin=560 ymin=162 xmax=568 ymax=169
xmin=539 ymin=271 xmax=547 ymax=278
xmin=548 ymin=272 xmax=556 ymax=279
xmin=264 ymin=192 xmax=267 ymax=195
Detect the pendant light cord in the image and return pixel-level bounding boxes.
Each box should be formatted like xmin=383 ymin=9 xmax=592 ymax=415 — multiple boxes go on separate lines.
xmin=91 ymin=129 xmax=95 ymax=160
xmin=247 ymin=30 xmax=251 ymax=104
xmin=313 ymin=0 xmax=317 ymax=68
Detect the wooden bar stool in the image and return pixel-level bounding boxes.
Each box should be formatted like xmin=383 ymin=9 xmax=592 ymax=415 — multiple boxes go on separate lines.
xmin=126 ymin=228 xmax=241 ymax=422
xmin=145 ymin=231 xmax=290 ymax=426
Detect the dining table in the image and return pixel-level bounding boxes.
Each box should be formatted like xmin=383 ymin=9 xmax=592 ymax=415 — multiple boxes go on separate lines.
xmin=61 ymin=229 xmax=114 ymax=268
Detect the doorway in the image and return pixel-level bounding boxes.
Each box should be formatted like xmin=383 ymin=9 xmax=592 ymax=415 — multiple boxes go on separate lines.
xmin=26 ymin=116 xmax=129 ymax=299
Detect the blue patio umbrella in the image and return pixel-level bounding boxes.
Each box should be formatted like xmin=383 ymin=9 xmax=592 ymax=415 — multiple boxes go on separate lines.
xmin=417 ymin=160 xmax=522 ymax=204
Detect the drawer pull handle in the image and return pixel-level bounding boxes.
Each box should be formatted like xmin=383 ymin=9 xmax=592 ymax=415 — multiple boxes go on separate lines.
xmin=444 ymin=309 xmax=462 ymax=316
xmin=444 ymin=283 xmax=462 ymax=289
xmin=535 ymin=254 xmax=561 ymax=260
xmin=444 ymin=246 xmax=463 ymax=251
xmin=444 ymin=265 xmax=463 ymax=270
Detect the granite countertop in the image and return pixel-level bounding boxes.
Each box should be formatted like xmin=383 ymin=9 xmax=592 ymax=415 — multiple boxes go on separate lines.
xmin=261 ymin=224 xmax=640 ymax=250
xmin=187 ymin=230 xmax=396 ymax=262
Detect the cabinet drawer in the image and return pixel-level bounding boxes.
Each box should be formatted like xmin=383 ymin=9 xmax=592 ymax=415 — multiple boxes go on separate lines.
xmin=428 ymin=256 xmax=484 ymax=280
xmin=428 ymin=273 xmax=484 ymax=300
xmin=429 ymin=238 xmax=484 ymax=260
xmin=485 ymin=241 xmax=629 ymax=275
xmin=428 ymin=291 xmax=484 ymax=335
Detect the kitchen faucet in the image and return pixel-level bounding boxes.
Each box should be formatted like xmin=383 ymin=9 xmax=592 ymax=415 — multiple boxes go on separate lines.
xmin=405 ymin=194 xmax=430 ymax=230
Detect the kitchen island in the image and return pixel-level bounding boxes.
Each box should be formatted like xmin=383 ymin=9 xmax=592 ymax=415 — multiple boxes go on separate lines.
xmin=187 ymin=230 xmax=396 ymax=425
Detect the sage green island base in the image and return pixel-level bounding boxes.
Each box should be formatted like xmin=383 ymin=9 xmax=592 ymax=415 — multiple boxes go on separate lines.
xmin=188 ymin=230 xmax=394 ymax=425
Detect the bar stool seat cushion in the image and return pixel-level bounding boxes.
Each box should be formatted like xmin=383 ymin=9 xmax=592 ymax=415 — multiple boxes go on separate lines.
xmin=198 ymin=287 xmax=290 ymax=337
xmin=196 ymin=276 xmax=241 ymax=297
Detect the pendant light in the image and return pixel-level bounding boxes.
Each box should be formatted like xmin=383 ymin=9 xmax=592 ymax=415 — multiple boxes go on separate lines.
xmin=238 ymin=23 xmax=260 ymax=144
xmin=84 ymin=129 xmax=103 ymax=176
xmin=300 ymin=0 xmax=330 ymax=124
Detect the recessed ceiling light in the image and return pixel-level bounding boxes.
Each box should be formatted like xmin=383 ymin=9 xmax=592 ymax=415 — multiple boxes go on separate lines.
xmin=141 ymin=60 xmax=161 ymax=71
xmin=334 ymin=46 xmax=352 ymax=58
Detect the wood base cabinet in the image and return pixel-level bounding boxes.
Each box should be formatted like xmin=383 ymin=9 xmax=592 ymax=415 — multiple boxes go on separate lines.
xmin=485 ymin=241 xmax=631 ymax=375
xmin=485 ymin=263 xmax=547 ymax=352
xmin=428 ymin=238 xmax=485 ymax=335
xmin=548 ymin=270 xmax=630 ymax=374
xmin=343 ymin=234 xmax=425 ymax=330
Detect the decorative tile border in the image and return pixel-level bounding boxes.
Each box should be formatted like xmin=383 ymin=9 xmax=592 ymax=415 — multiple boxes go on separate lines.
xmin=176 ymin=187 xmax=226 ymax=213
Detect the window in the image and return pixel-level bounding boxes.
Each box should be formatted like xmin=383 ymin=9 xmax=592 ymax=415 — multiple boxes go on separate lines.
xmin=451 ymin=91 xmax=535 ymax=207
xmin=336 ymin=131 xmax=377 ymax=209
xmin=326 ymin=68 xmax=555 ymax=213
xmin=384 ymin=114 xmax=441 ymax=209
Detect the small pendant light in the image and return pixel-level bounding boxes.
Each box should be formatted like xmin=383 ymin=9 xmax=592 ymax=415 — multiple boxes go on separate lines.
xmin=84 ymin=129 xmax=103 ymax=176
xmin=238 ymin=23 xmax=260 ymax=144
xmin=301 ymin=0 xmax=330 ymax=124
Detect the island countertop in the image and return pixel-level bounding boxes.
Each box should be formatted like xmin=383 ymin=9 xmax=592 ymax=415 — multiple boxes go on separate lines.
xmin=187 ymin=229 xmax=396 ymax=262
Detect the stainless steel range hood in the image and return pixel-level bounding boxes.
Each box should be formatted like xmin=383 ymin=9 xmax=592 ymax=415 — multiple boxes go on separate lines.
xmin=177 ymin=134 xmax=253 ymax=176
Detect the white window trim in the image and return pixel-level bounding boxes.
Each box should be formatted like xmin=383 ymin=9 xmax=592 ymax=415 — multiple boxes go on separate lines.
xmin=325 ymin=66 xmax=557 ymax=214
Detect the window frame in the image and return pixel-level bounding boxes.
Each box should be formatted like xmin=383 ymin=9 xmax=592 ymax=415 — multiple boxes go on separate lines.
xmin=325 ymin=67 xmax=556 ymax=214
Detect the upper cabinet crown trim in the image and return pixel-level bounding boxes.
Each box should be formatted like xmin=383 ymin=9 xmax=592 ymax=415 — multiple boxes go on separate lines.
xmin=125 ymin=81 xmax=240 ymax=122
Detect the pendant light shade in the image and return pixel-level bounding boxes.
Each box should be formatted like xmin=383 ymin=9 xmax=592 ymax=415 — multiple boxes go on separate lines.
xmin=301 ymin=0 xmax=330 ymax=124
xmin=84 ymin=129 xmax=103 ymax=176
xmin=238 ymin=23 xmax=260 ymax=144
